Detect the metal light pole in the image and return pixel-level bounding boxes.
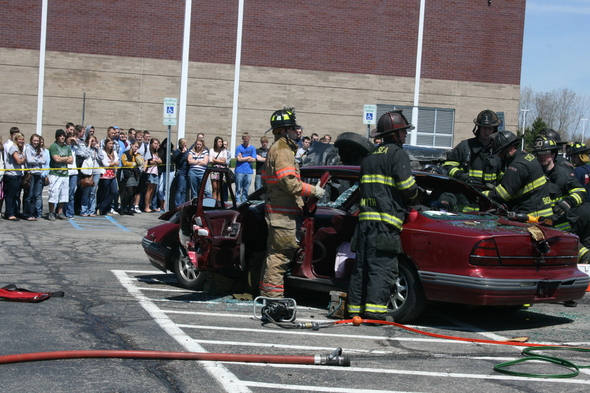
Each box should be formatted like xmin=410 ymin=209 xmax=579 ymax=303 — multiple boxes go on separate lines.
xmin=520 ymin=109 xmax=529 ymax=150
xmin=581 ymin=118 xmax=588 ymax=142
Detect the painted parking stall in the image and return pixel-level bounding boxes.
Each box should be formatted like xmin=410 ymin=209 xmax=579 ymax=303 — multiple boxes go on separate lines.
xmin=115 ymin=269 xmax=590 ymax=393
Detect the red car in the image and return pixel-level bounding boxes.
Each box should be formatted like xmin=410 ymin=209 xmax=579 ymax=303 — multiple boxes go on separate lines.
xmin=142 ymin=166 xmax=588 ymax=322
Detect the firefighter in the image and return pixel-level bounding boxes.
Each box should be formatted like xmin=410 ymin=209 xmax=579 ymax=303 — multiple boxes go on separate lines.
xmin=443 ymin=109 xmax=502 ymax=187
xmin=347 ymin=110 xmax=419 ymax=321
xmin=484 ymin=131 xmax=553 ymax=218
xmin=567 ymin=142 xmax=590 ymax=200
xmin=539 ymin=128 xmax=574 ymax=173
xmin=259 ymin=109 xmax=325 ymax=298
xmin=532 ymin=136 xmax=586 ymax=232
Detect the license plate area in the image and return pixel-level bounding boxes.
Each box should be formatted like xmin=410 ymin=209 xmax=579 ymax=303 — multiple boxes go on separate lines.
xmin=535 ymin=281 xmax=560 ymax=298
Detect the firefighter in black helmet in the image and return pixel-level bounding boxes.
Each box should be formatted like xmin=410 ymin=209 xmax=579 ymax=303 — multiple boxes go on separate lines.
xmin=259 ymin=108 xmax=325 ymax=298
xmin=347 ymin=110 xmax=419 ymax=322
xmin=443 ymin=110 xmax=502 ymax=209
xmin=539 ymin=128 xmax=574 ymax=172
xmin=483 ymin=131 xmax=552 ymax=217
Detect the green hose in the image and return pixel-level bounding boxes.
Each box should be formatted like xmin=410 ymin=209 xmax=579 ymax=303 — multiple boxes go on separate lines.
xmin=494 ymin=346 xmax=590 ymax=378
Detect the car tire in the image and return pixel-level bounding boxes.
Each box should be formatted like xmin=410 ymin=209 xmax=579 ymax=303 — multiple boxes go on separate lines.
xmin=387 ymin=258 xmax=427 ymax=323
xmin=172 ymin=245 xmax=206 ymax=291
xmin=333 ymin=132 xmax=375 ymax=165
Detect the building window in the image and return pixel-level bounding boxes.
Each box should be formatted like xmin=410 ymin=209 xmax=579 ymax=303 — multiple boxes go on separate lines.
xmin=376 ymin=105 xmax=455 ymax=148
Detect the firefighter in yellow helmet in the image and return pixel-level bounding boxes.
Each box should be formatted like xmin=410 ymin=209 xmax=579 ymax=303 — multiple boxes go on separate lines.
xmin=259 ymin=109 xmax=325 ymax=297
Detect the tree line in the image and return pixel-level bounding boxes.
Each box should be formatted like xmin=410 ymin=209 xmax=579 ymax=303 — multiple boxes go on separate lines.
xmin=519 ymin=87 xmax=590 ymax=149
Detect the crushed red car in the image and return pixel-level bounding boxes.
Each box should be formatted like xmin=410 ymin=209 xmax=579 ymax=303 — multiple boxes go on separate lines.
xmin=142 ymin=166 xmax=588 ymax=322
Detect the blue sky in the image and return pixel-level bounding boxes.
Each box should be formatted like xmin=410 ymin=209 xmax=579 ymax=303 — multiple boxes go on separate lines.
xmin=521 ymin=0 xmax=590 ymax=97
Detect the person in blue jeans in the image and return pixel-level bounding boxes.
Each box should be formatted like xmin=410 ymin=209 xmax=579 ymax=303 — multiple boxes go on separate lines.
xmin=23 ymin=134 xmax=47 ymax=221
xmin=173 ymin=138 xmax=190 ymax=208
xmin=187 ymin=138 xmax=209 ymax=200
xmin=235 ymin=132 xmax=256 ymax=203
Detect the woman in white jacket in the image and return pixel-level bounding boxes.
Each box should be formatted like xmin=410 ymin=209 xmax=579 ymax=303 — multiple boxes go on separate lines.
xmin=23 ymin=134 xmax=47 ymax=220
xmin=96 ymin=138 xmax=119 ymax=215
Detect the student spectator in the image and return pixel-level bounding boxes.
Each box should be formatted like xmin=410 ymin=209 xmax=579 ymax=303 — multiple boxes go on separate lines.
xmin=4 ymin=132 xmax=26 ymax=221
xmin=157 ymin=138 xmax=174 ymax=212
xmin=119 ymin=130 xmax=129 ymax=152
xmin=48 ymin=129 xmax=73 ymax=221
xmin=85 ymin=125 xmax=95 ymax=138
xmin=80 ymin=135 xmax=101 ymax=217
xmin=143 ymin=138 xmax=162 ymax=212
xmin=295 ymin=136 xmax=311 ymax=164
xmin=171 ymin=138 xmax=189 ymax=209
xmin=187 ymin=138 xmax=209 ymax=201
xmin=209 ymin=136 xmax=229 ymax=201
xmin=235 ymin=132 xmax=256 ymax=203
xmin=23 ymin=134 xmax=46 ymax=221
xmin=222 ymin=140 xmax=232 ymax=202
xmin=120 ymin=140 xmax=144 ymax=215
xmin=310 ymin=133 xmax=319 ymax=143
xmin=137 ymin=131 xmax=151 ymax=157
xmin=38 ymin=136 xmax=50 ymax=218
xmin=0 ymin=135 xmax=5 ymax=214
xmin=96 ymin=138 xmax=119 ymax=216
xmin=74 ymin=125 xmax=86 ymax=148
xmin=65 ymin=132 xmax=82 ymax=218
xmin=127 ymin=128 xmax=137 ymax=144
xmin=255 ymin=136 xmax=269 ymax=190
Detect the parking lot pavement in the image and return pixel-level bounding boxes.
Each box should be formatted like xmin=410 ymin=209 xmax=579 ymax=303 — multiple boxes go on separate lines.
xmin=1 ymin=207 xmax=590 ymax=392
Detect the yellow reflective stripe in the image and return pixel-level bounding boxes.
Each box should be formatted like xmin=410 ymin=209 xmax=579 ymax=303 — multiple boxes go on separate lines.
xmin=361 ymin=174 xmax=395 ymax=187
xmin=570 ymin=188 xmax=585 ymax=206
xmin=580 ymin=247 xmax=589 ymax=258
xmin=461 ymin=206 xmax=479 ymax=212
xmin=365 ymin=303 xmax=388 ymax=313
xmin=361 ymin=174 xmax=416 ymax=191
xmin=483 ymin=173 xmax=498 ymax=181
xmin=529 ymin=207 xmax=553 ymax=218
xmin=397 ymin=176 xmax=416 ymax=191
xmin=468 ymin=169 xmax=483 ymax=179
xmin=359 ymin=211 xmax=403 ymax=230
xmin=443 ymin=161 xmax=460 ymax=167
xmin=512 ymin=176 xmax=547 ymax=198
xmin=496 ymin=184 xmax=511 ymax=201
xmin=448 ymin=167 xmax=461 ymax=178
xmin=554 ymin=222 xmax=571 ymax=231
xmin=347 ymin=304 xmax=363 ymax=313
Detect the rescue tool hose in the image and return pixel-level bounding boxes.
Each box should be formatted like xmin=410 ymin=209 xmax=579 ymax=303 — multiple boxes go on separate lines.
xmin=0 ymin=348 xmax=350 ymax=367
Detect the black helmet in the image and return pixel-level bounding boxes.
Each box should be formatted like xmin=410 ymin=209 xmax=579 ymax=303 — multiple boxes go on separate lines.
xmin=370 ymin=110 xmax=414 ymax=138
xmin=531 ymin=136 xmax=559 ymax=154
xmin=490 ymin=130 xmax=521 ymax=155
xmin=539 ymin=128 xmax=566 ymax=145
xmin=472 ymin=109 xmax=500 ymax=135
xmin=267 ymin=108 xmax=301 ymax=134
xmin=567 ymin=142 xmax=590 ymax=157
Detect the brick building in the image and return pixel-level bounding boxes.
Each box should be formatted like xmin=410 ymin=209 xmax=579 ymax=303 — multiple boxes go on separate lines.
xmin=0 ymin=0 xmax=525 ymax=150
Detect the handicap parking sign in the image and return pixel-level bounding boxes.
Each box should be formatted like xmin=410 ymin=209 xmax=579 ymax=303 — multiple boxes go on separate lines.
xmin=363 ymin=104 xmax=377 ymax=125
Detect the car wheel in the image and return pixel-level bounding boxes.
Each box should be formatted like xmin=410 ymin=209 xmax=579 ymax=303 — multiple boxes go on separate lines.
xmin=334 ymin=132 xmax=376 ymax=165
xmin=387 ymin=258 xmax=427 ymax=323
xmin=172 ymin=245 xmax=206 ymax=290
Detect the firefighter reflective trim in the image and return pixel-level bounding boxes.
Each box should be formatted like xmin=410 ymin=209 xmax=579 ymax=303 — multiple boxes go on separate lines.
xmin=444 ymin=160 xmax=460 ymax=168
xmin=568 ymin=187 xmax=585 ymax=206
xmin=359 ymin=211 xmax=403 ymax=230
xmin=266 ymin=205 xmax=302 ymax=215
xmin=496 ymin=175 xmax=548 ymax=201
xmin=347 ymin=304 xmax=363 ymax=314
xmin=468 ymin=169 xmax=483 ymax=179
xmin=461 ymin=205 xmax=479 ymax=212
xmin=259 ymin=282 xmax=285 ymax=293
xmin=448 ymin=167 xmax=461 ymax=178
xmin=361 ymin=174 xmax=416 ymax=191
xmin=483 ymin=172 xmax=499 ymax=182
xmin=261 ymin=170 xmax=278 ymax=184
xmin=529 ymin=207 xmax=554 ymax=218
xmin=301 ymin=182 xmax=312 ymax=197
xmin=554 ymin=221 xmax=572 ymax=232
xmin=579 ymin=246 xmax=589 ymax=259
xmin=276 ymin=166 xmax=299 ymax=180
xmin=365 ymin=303 xmax=388 ymax=314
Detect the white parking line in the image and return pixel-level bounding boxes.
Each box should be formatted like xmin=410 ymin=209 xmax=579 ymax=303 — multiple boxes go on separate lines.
xmin=113 ymin=270 xmax=252 ymax=393
xmin=116 ymin=269 xmax=590 ymax=389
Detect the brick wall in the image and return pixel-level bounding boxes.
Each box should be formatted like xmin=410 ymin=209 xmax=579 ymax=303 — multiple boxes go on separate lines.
xmin=0 ymin=0 xmax=525 ymax=84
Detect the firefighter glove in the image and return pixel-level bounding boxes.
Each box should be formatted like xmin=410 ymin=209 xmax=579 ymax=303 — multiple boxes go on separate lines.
xmin=312 ymin=186 xmax=326 ymax=200
xmin=553 ymin=200 xmax=571 ymax=217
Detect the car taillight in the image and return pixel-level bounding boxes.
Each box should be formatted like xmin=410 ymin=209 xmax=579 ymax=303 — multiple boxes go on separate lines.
xmin=470 ymin=239 xmax=501 ymax=266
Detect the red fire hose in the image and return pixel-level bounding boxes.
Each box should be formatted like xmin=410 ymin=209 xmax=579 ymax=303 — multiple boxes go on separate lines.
xmin=0 ymin=348 xmax=350 ymax=367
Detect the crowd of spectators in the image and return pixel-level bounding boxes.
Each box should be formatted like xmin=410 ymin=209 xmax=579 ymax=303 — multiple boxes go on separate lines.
xmin=0 ymin=123 xmax=331 ymax=221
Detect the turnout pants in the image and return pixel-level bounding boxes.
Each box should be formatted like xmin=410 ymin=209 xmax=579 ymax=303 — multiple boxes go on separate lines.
xmin=347 ymin=221 xmax=400 ymax=319
xmin=260 ymin=213 xmax=298 ymax=298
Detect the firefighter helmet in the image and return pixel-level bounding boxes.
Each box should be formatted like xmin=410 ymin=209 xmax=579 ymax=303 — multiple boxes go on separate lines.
xmin=266 ymin=109 xmax=301 ymax=134
xmin=370 ymin=110 xmax=414 ymax=138
xmin=539 ymin=128 xmax=566 ymax=145
xmin=490 ymin=130 xmax=521 ymax=155
xmin=472 ymin=109 xmax=500 ymax=135
xmin=567 ymin=142 xmax=590 ymax=157
xmin=531 ymin=136 xmax=559 ymax=154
